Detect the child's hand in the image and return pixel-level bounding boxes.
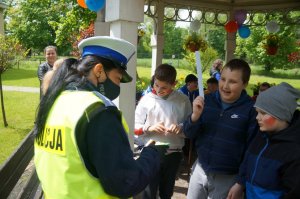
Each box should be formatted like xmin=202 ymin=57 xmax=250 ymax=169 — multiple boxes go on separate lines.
xmin=148 ymin=122 xmax=166 ymax=134
xmin=191 ymin=96 xmax=204 ymax=122
xmin=166 ymin=124 xmax=181 ymax=135
xmin=226 ymin=183 xmax=244 ymax=199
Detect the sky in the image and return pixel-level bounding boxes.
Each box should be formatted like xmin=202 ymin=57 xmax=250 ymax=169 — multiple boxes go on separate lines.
xmin=176 ymin=21 xmax=190 ymax=28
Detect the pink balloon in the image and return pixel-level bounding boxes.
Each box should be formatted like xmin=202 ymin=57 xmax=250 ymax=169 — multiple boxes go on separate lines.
xmin=234 ymin=10 xmax=247 ymax=25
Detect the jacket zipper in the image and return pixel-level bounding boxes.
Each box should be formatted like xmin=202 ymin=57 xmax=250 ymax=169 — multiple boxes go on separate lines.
xmin=250 ymin=136 xmax=269 ymax=184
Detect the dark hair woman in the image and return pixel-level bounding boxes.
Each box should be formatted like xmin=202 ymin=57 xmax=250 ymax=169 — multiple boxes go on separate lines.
xmin=34 ymin=36 xmax=161 ymax=199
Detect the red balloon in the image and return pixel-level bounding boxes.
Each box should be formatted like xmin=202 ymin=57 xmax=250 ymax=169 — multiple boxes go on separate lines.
xmin=77 ymin=0 xmax=87 ymax=8
xmin=224 ymin=20 xmax=238 ymax=33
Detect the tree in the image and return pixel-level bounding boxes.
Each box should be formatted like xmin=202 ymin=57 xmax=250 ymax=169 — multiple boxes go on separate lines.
xmin=0 ymin=35 xmax=26 ymax=127
xmin=70 ymin=22 xmax=95 ymax=57
xmin=6 ymin=0 xmax=95 ymax=55
xmin=206 ymin=26 xmax=226 ymax=60
xmin=163 ymin=21 xmax=187 ymax=59
xmin=137 ymin=16 xmax=188 ymax=59
xmin=183 ymin=47 xmax=218 ymax=74
xmin=235 ymin=12 xmax=300 ymax=71
xmin=137 ymin=17 xmax=153 ymax=58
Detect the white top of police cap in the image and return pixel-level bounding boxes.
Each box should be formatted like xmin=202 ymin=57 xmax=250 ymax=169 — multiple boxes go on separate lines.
xmin=78 ymin=36 xmax=136 ymax=62
xmin=78 ymin=36 xmax=135 ymax=83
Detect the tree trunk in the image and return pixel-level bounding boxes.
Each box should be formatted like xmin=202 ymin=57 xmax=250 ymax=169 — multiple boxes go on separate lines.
xmin=0 ymin=74 xmax=8 ymax=127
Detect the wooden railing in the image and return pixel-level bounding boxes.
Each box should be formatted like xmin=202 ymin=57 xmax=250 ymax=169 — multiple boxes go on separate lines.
xmin=0 ymin=130 xmax=43 ymax=199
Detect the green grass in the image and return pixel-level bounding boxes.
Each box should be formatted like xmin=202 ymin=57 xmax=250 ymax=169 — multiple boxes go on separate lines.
xmin=248 ymin=66 xmax=300 ymax=94
xmin=0 ymin=91 xmax=39 ymax=164
xmin=2 ymin=68 xmax=40 ymax=87
xmin=2 ymin=59 xmax=41 ymax=87
xmin=137 ymin=58 xmax=189 ymax=69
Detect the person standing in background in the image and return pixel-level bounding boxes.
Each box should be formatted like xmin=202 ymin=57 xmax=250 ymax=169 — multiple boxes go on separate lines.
xmin=204 ymin=77 xmax=219 ymax=95
xmin=251 ymin=82 xmax=271 ymax=101
xmin=178 ymin=74 xmax=199 ymax=104
xmin=37 ymin=46 xmax=57 ymax=90
xmin=209 ymin=59 xmax=223 ymax=81
xmin=41 ymin=58 xmax=65 ymax=95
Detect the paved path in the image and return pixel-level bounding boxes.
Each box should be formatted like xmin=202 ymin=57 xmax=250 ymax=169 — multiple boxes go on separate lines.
xmin=2 ymin=85 xmax=39 ymax=93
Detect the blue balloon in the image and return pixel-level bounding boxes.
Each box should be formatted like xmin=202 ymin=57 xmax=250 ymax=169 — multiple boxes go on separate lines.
xmin=85 ymin=0 xmax=105 ymax=12
xmin=238 ymin=25 xmax=251 ymax=38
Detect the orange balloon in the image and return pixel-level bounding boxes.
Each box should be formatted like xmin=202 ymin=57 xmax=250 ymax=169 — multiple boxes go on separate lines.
xmin=77 ymin=0 xmax=87 ymax=8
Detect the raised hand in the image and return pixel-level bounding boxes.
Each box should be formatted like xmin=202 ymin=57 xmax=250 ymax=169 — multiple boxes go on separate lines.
xmin=191 ymin=96 xmax=204 ymax=122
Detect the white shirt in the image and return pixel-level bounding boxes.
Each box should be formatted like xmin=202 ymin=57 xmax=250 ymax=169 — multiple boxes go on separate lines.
xmin=135 ymin=90 xmax=192 ymax=150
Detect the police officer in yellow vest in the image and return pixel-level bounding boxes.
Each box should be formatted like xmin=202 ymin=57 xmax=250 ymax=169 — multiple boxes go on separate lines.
xmin=34 ymin=36 xmax=161 ymax=199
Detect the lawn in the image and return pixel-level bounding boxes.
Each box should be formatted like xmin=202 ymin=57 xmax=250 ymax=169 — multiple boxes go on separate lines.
xmin=0 ymin=91 xmax=39 ymax=164
xmin=2 ymin=59 xmax=41 ymax=87
xmin=0 ymin=59 xmax=299 ymax=165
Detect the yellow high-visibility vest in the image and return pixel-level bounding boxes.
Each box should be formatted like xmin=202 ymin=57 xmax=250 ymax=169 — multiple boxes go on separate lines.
xmin=34 ymin=91 xmax=129 ymax=199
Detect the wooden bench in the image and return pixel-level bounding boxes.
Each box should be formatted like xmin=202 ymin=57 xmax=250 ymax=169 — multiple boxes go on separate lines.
xmin=0 ymin=130 xmax=43 ymax=199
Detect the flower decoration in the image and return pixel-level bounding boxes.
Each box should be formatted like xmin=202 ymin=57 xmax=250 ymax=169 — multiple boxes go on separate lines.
xmin=288 ymin=51 xmax=300 ymax=64
xmin=263 ymin=34 xmax=279 ymax=55
xmin=264 ymin=34 xmax=279 ymax=48
xmin=175 ymin=75 xmax=185 ymax=89
xmin=183 ymin=32 xmax=208 ymax=52
xmin=137 ymin=24 xmax=146 ymax=43
xmin=138 ymin=24 xmax=146 ymax=37
xmin=136 ymin=78 xmax=146 ymax=93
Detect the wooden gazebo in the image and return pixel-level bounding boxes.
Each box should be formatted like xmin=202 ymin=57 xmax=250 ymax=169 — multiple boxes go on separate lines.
xmin=94 ymin=0 xmax=300 ymax=144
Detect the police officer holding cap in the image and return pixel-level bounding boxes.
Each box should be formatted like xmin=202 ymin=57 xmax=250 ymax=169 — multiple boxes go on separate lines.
xmin=34 ymin=36 xmax=161 ymax=199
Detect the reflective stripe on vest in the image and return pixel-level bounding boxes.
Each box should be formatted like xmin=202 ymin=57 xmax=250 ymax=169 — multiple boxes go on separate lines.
xmin=34 ymin=91 xmax=128 ymax=199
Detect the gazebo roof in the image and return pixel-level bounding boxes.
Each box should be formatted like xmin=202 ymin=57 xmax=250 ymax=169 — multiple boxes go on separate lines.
xmin=161 ymin=0 xmax=300 ymax=10
xmin=145 ymin=0 xmax=300 ymax=25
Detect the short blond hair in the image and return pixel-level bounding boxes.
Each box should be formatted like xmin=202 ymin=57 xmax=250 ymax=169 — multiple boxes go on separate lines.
xmin=53 ymin=58 xmax=65 ymax=70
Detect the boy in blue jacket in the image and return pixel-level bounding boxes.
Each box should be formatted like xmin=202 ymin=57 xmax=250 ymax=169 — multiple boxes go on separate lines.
xmin=184 ymin=59 xmax=258 ymax=199
xmin=227 ymin=82 xmax=300 ymax=199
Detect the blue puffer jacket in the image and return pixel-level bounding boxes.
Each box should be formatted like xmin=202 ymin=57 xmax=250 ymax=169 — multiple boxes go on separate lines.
xmin=238 ymin=111 xmax=300 ymax=199
xmin=178 ymin=85 xmax=199 ymax=104
xmin=183 ymin=90 xmax=258 ymax=174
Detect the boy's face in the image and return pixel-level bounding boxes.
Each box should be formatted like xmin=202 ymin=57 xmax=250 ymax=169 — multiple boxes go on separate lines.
xmin=153 ymin=78 xmax=175 ymax=98
xmin=207 ymin=83 xmax=218 ymax=93
xmin=259 ymin=85 xmax=269 ymax=93
xmin=187 ymin=81 xmax=198 ymax=92
xmin=255 ymin=108 xmax=281 ymax=132
xmin=219 ymin=67 xmax=247 ymax=103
